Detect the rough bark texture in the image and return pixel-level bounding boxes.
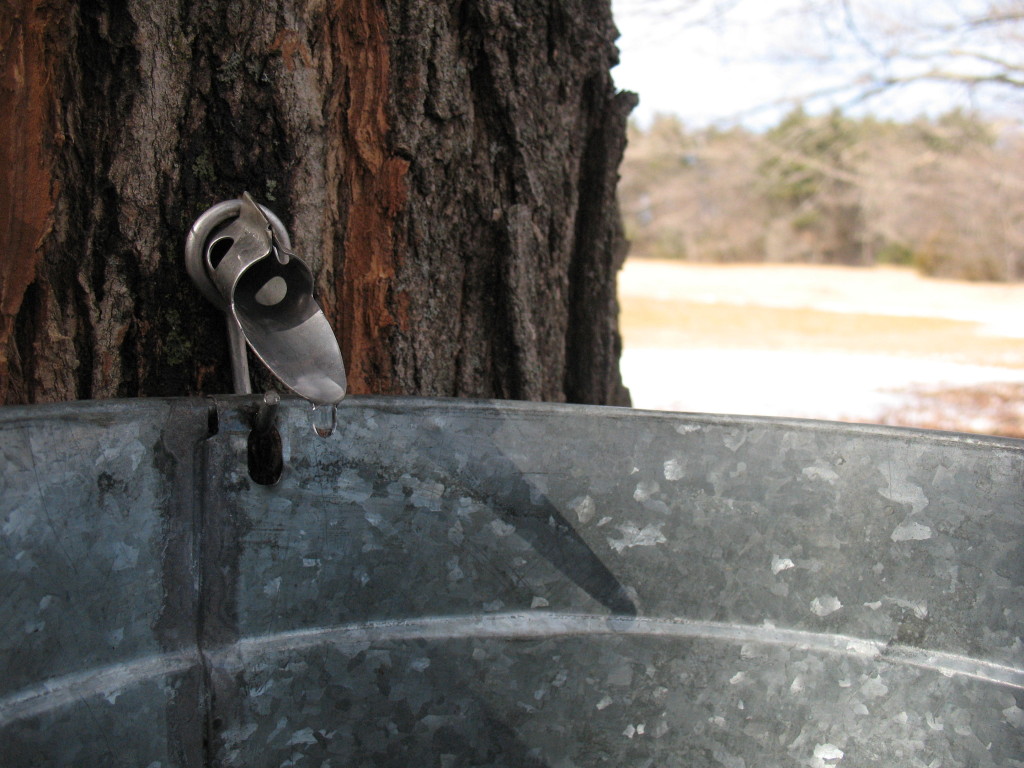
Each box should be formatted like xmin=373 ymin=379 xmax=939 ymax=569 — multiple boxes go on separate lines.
xmin=0 ymin=0 xmax=635 ymax=406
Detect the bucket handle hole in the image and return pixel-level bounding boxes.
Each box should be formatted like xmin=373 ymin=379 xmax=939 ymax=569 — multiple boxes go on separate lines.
xmin=247 ymin=426 xmax=283 ymax=486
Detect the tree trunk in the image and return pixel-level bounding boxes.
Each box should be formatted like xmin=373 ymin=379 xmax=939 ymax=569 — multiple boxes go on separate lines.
xmin=0 ymin=0 xmax=635 ymax=406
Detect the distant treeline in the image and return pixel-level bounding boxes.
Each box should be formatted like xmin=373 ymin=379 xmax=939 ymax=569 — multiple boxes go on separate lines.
xmin=621 ymin=109 xmax=1024 ymax=282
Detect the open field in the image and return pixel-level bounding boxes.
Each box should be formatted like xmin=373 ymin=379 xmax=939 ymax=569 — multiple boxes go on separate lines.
xmin=621 ymin=300 xmax=1024 ymax=368
xmin=618 ymin=260 xmax=1024 ymax=437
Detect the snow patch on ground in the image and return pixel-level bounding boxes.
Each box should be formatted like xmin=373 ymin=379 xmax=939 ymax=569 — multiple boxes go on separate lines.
xmin=621 ymin=348 xmax=1024 ymax=422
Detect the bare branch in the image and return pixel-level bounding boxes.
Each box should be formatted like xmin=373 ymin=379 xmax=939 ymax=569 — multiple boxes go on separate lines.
xmin=962 ymin=7 xmax=1024 ymax=31
xmin=840 ymin=0 xmax=883 ymax=58
xmin=879 ymin=69 xmax=1024 ymax=91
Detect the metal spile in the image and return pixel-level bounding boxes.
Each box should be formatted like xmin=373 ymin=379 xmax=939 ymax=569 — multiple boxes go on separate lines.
xmin=185 ymin=192 xmax=347 ymax=405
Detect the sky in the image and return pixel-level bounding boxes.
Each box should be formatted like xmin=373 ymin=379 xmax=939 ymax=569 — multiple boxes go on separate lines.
xmin=610 ymin=0 xmax=1021 ymax=129
xmin=611 ymin=0 xmax=812 ymax=128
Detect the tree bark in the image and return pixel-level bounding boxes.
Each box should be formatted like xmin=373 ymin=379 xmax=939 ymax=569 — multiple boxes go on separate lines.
xmin=0 ymin=0 xmax=635 ymax=406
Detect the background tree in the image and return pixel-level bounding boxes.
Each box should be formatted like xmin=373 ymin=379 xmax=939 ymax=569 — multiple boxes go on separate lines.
xmin=0 ymin=0 xmax=636 ymax=406
xmin=759 ymin=108 xmax=868 ymax=265
xmin=620 ymin=108 xmax=1024 ymax=280
xmin=620 ymin=116 xmax=769 ymax=262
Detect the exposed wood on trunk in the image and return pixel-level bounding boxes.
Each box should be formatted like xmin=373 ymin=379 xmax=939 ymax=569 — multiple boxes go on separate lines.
xmin=0 ymin=1 xmax=64 ymax=402
xmin=322 ymin=0 xmax=410 ymax=395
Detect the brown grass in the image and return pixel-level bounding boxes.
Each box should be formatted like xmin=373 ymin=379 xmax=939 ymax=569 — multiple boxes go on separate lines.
xmin=620 ymin=297 xmax=1024 ymax=369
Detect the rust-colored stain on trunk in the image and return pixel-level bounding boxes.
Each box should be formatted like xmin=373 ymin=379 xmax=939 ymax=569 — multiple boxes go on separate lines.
xmin=0 ymin=1 xmax=59 ymax=403
xmin=327 ymin=0 xmax=409 ymax=395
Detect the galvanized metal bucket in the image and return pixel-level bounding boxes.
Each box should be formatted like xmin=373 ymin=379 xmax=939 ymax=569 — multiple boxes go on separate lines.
xmin=1 ymin=397 xmax=1021 ymax=766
